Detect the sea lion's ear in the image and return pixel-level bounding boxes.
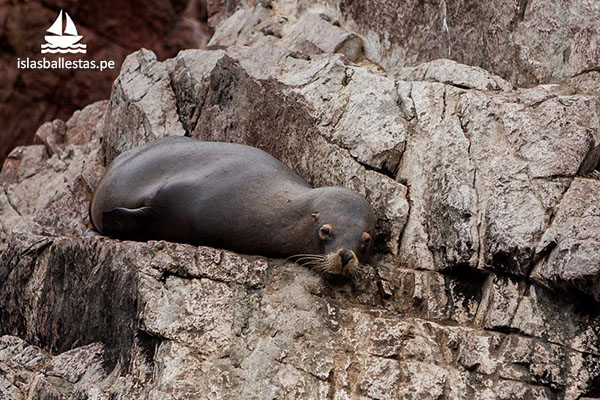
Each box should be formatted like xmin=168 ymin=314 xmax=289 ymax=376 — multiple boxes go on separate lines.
xmin=311 ymin=212 xmax=319 ymax=221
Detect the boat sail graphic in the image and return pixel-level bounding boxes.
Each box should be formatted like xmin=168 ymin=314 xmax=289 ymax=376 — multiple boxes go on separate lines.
xmin=41 ymin=10 xmax=87 ymax=54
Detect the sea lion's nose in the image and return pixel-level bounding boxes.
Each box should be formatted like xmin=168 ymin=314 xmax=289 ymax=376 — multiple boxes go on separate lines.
xmin=339 ymin=249 xmax=354 ymax=267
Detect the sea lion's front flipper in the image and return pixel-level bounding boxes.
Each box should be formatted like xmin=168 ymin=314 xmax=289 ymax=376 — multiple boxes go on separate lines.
xmin=102 ymin=206 xmax=155 ymax=240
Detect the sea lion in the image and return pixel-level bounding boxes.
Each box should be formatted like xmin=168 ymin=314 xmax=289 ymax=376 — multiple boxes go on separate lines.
xmin=89 ymin=137 xmax=376 ymax=276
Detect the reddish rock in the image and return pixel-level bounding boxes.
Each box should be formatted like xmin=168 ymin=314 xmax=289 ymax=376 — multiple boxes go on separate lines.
xmin=33 ymin=120 xmax=66 ymax=156
xmin=206 ymin=0 xmax=240 ymax=28
xmin=0 ymin=146 xmax=48 ymax=188
xmin=64 ymin=100 xmax=107 ymax=146
xmin=0 ymin=0 xmax=212 ymax=165
xmin=0 ymin=148 xmax=24 ymax=188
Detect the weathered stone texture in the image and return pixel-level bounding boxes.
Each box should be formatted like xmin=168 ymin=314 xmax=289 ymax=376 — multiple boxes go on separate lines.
xmin=2 ymin=0 xmax=600 ymax=398
xmin=338 ymin=0 xmax=600 ymax=88
xmin=533 ymin=178 xmax=600 ymax=300
xmin=3 ymin=232 xmax=600 ymax=398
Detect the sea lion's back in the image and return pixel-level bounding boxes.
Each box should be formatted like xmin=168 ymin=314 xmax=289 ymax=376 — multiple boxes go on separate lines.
xmin=90 ymin=137 xmax=308 ymax=231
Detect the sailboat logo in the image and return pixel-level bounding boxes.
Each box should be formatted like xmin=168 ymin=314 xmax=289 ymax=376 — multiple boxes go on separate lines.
xmin=41 ymin=10 xmax=87 ymax=54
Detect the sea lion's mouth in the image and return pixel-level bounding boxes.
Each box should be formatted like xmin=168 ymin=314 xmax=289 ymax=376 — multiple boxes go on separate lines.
xmin=287 ymin=249 xmax=363 ymax=279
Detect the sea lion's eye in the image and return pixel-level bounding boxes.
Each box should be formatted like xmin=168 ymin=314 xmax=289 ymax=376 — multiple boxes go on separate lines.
xmin=319 ymin=224 xmax=333 ymax=240
xmin=361 ymin=232 xmax=372 ymax=248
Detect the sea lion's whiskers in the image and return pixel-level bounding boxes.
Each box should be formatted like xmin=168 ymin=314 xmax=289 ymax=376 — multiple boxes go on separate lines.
xmin=349 ymin=267 xmax=362 ymax=280
xmin=288 ymin=253 xmax=325 ymax=258
xmin=295 ymin=255 xmax=326 ymax=260
xmin=314 ymin=265 xmax=328 ymax=273
xmin=319 ymin=257 xmax=337 ymax=274
xmin=293 ymin=257 xmax=326 ymax=265
xmin=287 ymin=253 xmax=334 ymax=274
xmin=311 ymin=261 xmax=330 ymax=272
xmin=287 ymin=252 xmax=366 ymax=279
xmin=285 ymin=254 xmax=326 ymax=263
xmin=300 ymin=261 xmax=327 ymax=267
xmin=302 ymin=261 xmax=320 ymax=266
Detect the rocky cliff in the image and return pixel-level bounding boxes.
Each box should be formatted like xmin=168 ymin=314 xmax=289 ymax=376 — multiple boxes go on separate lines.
xmin=0 ymin=0 xmax=215 ymax=165
xmin=1 ymin=1 xmax=600 ymax=399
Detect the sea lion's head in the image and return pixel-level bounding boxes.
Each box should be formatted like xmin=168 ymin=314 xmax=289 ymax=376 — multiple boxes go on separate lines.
xmin=294 ymin=187 xmax=376 ymax=278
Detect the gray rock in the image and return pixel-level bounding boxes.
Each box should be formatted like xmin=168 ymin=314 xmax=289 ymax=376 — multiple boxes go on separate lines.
xmin=396 ymin=59 xmax=514 ymax=92
xmin=532 ymin=178 xmax=600 ymax=300
xmin=101 ymin=49 xmax=185 ymax=164
xmin=208 ymin=6 xmax=363 ymax=62
xmin=396 ymin=79 xmax=599 ymax=275
xmin=3 ymin=232 xmax=600 ymax=398
xmin=0 ymin=335 xmax=50 ymax=399
xmin=0 ymin=101 xmax=107 ymax=253
xmin=338 ymin=0 xmax=600 ymax=86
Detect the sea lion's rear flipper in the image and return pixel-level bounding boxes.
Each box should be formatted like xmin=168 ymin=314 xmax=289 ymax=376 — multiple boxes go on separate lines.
xmin=102 ymin=206 xmax=155 ymax=240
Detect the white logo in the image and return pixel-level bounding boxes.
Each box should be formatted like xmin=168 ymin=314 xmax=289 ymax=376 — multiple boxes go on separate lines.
xmin=41 ymin=10 xmax=87 ymax=54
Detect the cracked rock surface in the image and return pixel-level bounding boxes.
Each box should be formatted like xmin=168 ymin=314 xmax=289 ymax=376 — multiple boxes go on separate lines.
xmin=1 ymin=1 xmax=600 ymax=399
